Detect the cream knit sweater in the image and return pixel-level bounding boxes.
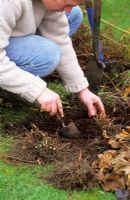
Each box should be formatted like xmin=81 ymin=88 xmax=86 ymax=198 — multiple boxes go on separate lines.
xmin=0 ymin=0 xmax=89 ymax=102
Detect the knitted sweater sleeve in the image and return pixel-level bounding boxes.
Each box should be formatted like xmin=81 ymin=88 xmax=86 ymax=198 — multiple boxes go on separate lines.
xmin=39 ymin=11 xmax=89 ymax=93
xmin=0 ymin=1 xmax=47 ymax=102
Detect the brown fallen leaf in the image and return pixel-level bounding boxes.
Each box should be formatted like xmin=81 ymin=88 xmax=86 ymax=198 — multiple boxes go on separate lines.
xmin=126 ymin=174 xmax=130 ymax=187
xmin=98 ymin=150 xmax=117 ymax=168
xmin=108 ymin=139 xmax=120 ymax=149
xmin=102 ymin=175 xmax=125 ymax=191
xmin=102 ymin=130 xmax=120 ymax=149
xmin=116 ymin=129 xmax=130 ymax=142
xmin=123 ymin=87 xmax=130 ymax=98
xmin=112 ymin=151 xmax=128 ymax=174
xmin=125 ymin=150 xmax=130 ymax=160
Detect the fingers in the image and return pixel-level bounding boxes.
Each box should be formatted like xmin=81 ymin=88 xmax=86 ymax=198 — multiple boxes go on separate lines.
xmin=87 ymin=98 xmax=105 ymax=117
xmin=87 ymin=102 xmax=97 ymax=117
xmin=40 ymin=98 xmax=60 ymax=116
xmin=46 ymin=97 xmax=64 ymax=117
xmin=57 ymin=98 xmax=64 ymax=117
xmin=50 ymin=101 xmax=57 ymax=116
xmin=37 ymin=88 xmax=64 ymax=117
xmin=78 ymin=88 xmax=105 ymax=117
xmin=94 ymin=98 xmax=105 ymax=114
xmin=45 ymin=102 xmax=52 ymax=113
xmin=49 ymin=98 xmax=64 ymax=117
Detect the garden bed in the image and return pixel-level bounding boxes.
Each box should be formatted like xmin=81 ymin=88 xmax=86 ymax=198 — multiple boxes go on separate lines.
xmin=1 ymin=25 xmax=130 ymax=197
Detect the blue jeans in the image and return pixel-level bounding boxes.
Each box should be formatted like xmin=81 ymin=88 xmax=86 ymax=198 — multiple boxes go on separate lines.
xmin=66 ymin=6 xmax=83 ymax=37
xmin=5 ymin=6 xmax=83 ymax=77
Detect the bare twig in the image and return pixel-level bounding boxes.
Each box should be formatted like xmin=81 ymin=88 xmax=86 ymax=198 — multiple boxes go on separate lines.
xmin=103 ymin=72 xmax=130 ymax=107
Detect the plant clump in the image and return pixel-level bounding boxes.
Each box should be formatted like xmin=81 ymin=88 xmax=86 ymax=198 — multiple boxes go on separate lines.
xmin=7 ymin=125 xmax=59 ymax=165
xmin=45 ymin=155 xmax=97 ymax=190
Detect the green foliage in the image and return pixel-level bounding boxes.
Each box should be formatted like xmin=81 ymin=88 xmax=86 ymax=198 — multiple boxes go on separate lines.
xmin=48 ymin=82 xmax=69 ymax=103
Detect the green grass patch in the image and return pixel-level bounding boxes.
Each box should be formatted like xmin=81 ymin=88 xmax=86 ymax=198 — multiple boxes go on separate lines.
xmin=101 ymin=0 xmax=130 ymax=40
xmin=48 ymin=82 xmax=69 ymax=104
xmin=0 ymin=158 xmax=116 ymax=200
xmin=0 ymin=106 xmax=30 ymax=128
xmin=0 ymin=133 xmax=14 ymax=153
xmin=83 ymin=0 xmax=130 ymax=40
xmin=70 ymin=188 xmax=116 ymax=200
xmin=0 ymin=104 xmax=40 ymax=130
xmin=102 ymin=0 xmax=130 ymax=29
xmin=0 ymin=160 xmax=68 ymax=200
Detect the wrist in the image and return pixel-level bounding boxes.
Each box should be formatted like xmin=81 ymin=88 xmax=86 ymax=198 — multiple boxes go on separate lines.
xmin=77 ymin=87 xmax=89 ymax=95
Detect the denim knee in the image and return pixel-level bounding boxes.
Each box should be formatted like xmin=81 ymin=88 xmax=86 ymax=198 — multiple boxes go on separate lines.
xmin=5 ymin=35 xmax=61 ymax=77
xmin=31 ymin=41 xmax=61 ymax=77
xmin=66 ymin=6 xmax=83 ymax=36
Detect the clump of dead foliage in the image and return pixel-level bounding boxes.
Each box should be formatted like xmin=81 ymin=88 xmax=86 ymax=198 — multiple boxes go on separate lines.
xmin=44 ymin=152 xmax=97 ymax=190
xmin=92 ymin=114 xmax=130 ymax=192
xmin=7 ymin=125 xmax=59 ymax=165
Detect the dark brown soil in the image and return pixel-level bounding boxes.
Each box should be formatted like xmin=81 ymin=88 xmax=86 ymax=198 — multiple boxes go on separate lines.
xmin=4 ymin=95 xmax=129 ymax=190
xmin=6 ymin=103 xmax=107 ymax=164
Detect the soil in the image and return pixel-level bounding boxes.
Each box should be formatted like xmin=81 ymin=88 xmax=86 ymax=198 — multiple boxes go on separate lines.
xmin=1 ymin=25 xmax=130 ymax=191
xmin=3 ymin=95 xmax=130 ymax=190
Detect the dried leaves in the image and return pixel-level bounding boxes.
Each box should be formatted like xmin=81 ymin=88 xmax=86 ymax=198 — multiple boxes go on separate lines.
xmin=92 ymin=126 xmax=130 ymax=192
xmin=123 ymin=87 xmax=130 ymax=98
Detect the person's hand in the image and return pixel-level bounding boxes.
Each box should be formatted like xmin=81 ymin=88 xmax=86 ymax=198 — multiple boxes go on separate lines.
xmin=78 ymin=88 xmax=105 ymax=117
xmin=37 ymin=88 xmax=64 ymax=117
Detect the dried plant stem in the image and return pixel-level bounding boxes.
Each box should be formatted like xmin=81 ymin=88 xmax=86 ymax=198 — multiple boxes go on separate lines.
xmin=103 ymin=72 xmax=130 ymax=107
